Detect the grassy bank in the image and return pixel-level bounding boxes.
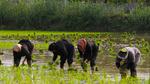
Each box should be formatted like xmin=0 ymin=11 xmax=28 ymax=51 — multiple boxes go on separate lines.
xmin=0 ymin=0 xmax=150 ymax=32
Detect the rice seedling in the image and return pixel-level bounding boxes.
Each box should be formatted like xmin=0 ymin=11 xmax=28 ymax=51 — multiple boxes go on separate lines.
xmin=82 ymin=62 xmax=89 ymax=72
xmin=132 ymin=31 xmax=136 ymax=35
xmin=0 ymin=59 xmax=2 ymax=65
xmin=145 ymin=33 xmax=149 ymax=36
xmin=136 ymin=40 xmax=140 ymax=45
xmin=109 ymin=47 xmax=114 ymax=52
xmin=142 ymin=47 xmax=149 ymax=53
xmin=145 ymin=41 xmax=149 ymax=47
xmin=55 ymin=61 xmax=59 ymax=65
xmin=98 ymin=49 xmax=103 ymax=54
xmin=141 ymin=38 xmax=146 ymax=46
xmin=95 ymin=66 xmax=99 ymax=71
xmin=0 ymin=51 xmax=3 ymax=55
xmin=39 ymin=48 xmax=44 ymax=53
xmin=111 ymin=52 xmax=117 ymax=56
xmin=67 ymin=67 xmax=77 ymax=71
xmin=0 ymin=30 xmax=149 ymax=84
xmin=129 ymin=43 xmax=132 ymax=47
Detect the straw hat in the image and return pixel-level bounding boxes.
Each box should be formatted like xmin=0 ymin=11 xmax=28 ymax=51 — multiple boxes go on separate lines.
xmin=13 ymin=44 xmax=22 ymax=52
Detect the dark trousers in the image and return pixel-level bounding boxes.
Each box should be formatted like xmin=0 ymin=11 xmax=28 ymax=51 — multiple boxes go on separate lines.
xmin=127 ymin=62 xmax=137 ymax=77
xmin=60 ymin=48 xmax=74 ymax=68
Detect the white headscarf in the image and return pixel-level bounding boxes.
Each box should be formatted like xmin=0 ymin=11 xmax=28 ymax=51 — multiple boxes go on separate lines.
xmin=13 ymin=44 xmax=22 ymax=52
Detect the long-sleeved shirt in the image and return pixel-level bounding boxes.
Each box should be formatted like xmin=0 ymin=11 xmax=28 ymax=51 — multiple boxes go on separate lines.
xmin=116 ymin=47 xmax=141 ymax=68
xmin=13 ymin=39 xmax=34 ymax=60
xmin=78 ymin=41 xmax=99 ymax=61
xmin=51 ymin=39 xmax=75 ymax=61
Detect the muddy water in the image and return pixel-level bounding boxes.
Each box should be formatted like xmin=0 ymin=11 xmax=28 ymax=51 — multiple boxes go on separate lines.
xmin=0 ymin=34 xmax=149 ymax=81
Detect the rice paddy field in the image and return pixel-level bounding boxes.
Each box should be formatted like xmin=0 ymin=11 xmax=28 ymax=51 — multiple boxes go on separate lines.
xmin=0 ymin=30 xmax=149 ymax=84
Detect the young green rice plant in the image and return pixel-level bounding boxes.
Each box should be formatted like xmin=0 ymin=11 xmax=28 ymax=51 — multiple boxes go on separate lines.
xmin=145 ymin=33 xmax=149 ymax=36
xmin=96 ymin=42 xmax=102 ymax=47
xmin=44 ymin=39 xmax=49 ymax=44
xmin=67 ymin=67 xmax=76 ymax=72
xmin=132 ymin=31 xmax=136 ymax=35
xmin=99 ymin=49 xmax=103 ymax=54
xmin=82 ymin=62 xmax=89 ymax=72
xmin=129 ymin=43 xmax=132 ymax=47
xmin=55 ymin=60 xmax=59 ymax=65
xmin=0 ymin=59 xmax=2 ymax=65
xmin=142 ymin=47 xmax=149 ymax=53
xmin=121 ymin=34 xmax=128 ymax=42
xmin=145 ymin=41 xmax=149 ymax=47
xmin=141 ymin=38 xmax=145 ymax=46
xmin=0 ymin=51 xmax=3 ymax=55
xmin=95 ymin=66 xmax=99 ymax=71
xmin=31 ymin=54 xmax=35 ymax=61
xmin=39 ymin=48 xmax=44 ymax=53
xmin=109 ymin=41 xmax=116 ymax=46
xmin=136 ymin=40 xmax=140 ymax=45
xmin=109 ymin=47 xmax=114 ymax=52
xmin=111 ymin=52 xmax=117 ymax=56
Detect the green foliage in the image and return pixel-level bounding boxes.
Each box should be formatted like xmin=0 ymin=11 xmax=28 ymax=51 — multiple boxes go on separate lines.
xmin=0 ymin=0 xmax=149 ymax=31
xmin=107 ymin=0 xmax=149 ymax=3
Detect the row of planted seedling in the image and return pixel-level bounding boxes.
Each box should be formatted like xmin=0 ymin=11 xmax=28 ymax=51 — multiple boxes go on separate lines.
xmin=0 ymin=63 xmax=149 ymax=84
xmin=0 ymin=32 xmax=149 ymax=54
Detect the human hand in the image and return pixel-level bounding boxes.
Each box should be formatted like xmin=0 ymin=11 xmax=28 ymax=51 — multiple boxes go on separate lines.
xmin=84 ymin=59 xmax=88 ymax=63
xmin=119 ymin=67 xmax=128 ymax=74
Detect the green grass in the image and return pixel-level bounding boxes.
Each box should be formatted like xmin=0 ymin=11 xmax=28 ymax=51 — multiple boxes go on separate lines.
xmin=0 ymin=30 xmax=116 ymax=36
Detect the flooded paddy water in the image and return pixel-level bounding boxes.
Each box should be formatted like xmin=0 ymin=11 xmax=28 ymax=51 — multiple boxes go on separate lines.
xmin=0 ymin=31 xmax=149 ymax=83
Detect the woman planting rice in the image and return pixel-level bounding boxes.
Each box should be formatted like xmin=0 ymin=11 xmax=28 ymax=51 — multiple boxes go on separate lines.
xmin=48 ymin=39 xmax=75 ymax=69
xmin=13 ymin=39 xmax=34 ymax=67
xmin=116 ymin=47 xmax=141 ymax=78
xmin=77 ymin=38 xmax=99 ymax=72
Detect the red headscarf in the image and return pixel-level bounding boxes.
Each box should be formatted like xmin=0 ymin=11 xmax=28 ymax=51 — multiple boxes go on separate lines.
xmin=77 ymin=38 xmax=86 ymax=52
